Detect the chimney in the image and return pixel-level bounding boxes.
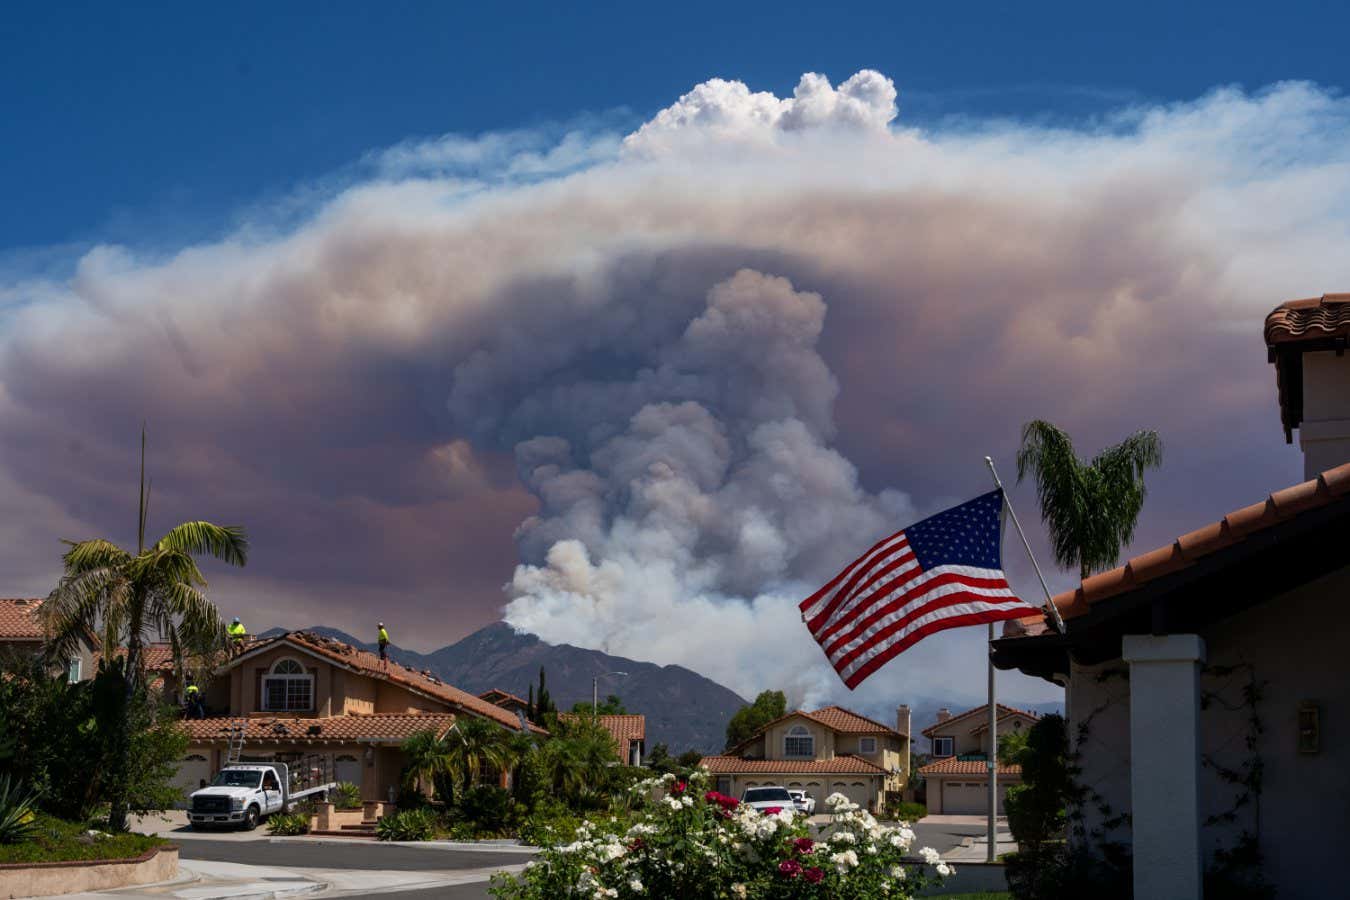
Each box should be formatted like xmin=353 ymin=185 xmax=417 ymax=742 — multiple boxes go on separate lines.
xmin=936 ymin=707 xmax=951 ymax=723
xmin=1266 ymin=294 xmax=1350 ymax=478
xmin=896 ymin=704 xmax=911 ymax=738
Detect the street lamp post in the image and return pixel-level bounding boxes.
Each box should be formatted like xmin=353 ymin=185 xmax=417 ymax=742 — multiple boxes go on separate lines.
xmin=593 ymin=671 xmax=628 ymax=723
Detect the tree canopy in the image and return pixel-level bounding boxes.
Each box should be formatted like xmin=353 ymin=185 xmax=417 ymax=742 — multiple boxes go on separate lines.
xmin=1016 ymin=420 xmax=1163 ymax=579
xmin=724 ymin=689 xmax=787 ymax=750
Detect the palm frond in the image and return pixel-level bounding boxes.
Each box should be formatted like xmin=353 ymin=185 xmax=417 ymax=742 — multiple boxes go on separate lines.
xmin=60 ymin=539 xmax=132 ymax=575
xmin=41 ymin=567 xmax=125 ymax=663
xmin=156 ymin=522 xmax=249 ymax=567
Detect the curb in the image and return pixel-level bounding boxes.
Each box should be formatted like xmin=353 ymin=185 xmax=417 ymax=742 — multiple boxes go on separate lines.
xmin=175 ymin=879 xmax=327 ymax=900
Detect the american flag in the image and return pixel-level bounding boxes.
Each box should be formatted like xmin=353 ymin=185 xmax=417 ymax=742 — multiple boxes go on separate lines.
xmin=799 ymin=489 xmax=1039 ymax=690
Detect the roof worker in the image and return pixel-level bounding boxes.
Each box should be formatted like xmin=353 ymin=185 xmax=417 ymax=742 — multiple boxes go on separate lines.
xmin=227 ymin=617 xmax=248 ymax=652
xmin=184 ymin=679 xmax=204 ymax=719
xmin=377 ymin=622 xmax=390 ymax=666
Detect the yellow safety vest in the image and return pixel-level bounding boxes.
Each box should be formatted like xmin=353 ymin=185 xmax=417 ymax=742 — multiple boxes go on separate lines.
xmin=185 ymin=684 xmax=200 ymax=696
xmin=227 ymin=623 xmax=247 ymax=638
xmin=378 ymin=628 xmax=389 ymax=643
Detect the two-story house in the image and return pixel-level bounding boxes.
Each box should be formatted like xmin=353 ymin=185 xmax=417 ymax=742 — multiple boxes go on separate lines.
xmin=917 ymin=702 xmax=1039 ymax=814
xmin=701 ymin=705 xmax=912 ymax=813
xmin=0 ymin=597 xmax=98 ymax=683
xmin=170 ymin=630 xmax=543 ymax=805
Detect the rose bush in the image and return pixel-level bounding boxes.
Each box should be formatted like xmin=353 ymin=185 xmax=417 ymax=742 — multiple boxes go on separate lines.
xmin=490 ymin=770 xmax=948 ymax=899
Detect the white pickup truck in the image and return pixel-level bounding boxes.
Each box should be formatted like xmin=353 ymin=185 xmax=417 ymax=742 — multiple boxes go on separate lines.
xmin=187 ymin=763 xmax=336 ymax=830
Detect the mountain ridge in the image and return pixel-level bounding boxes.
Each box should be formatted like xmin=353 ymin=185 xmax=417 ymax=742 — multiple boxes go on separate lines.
xmin=259 ymin=622 xmax=749 ymax=753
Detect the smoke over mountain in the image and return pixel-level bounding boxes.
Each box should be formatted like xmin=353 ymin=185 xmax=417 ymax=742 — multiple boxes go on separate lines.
xmin=3 ymin=71 xmax=1350 ymax=707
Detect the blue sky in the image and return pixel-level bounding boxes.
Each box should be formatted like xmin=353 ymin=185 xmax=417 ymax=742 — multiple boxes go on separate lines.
xmin=3 ymin=3 xmax=1350 ymax=704
xmin=4 ymin=0 xmax=1347 ymax=254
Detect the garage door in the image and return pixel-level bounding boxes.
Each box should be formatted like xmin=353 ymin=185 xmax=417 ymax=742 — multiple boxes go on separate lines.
xmin=943 ymin=781 xmax=986 ymax=814
xmin=828 ymin=780 xmax=871 ymax=810
xmin=171 ymin=754 xmax=212 ymax=808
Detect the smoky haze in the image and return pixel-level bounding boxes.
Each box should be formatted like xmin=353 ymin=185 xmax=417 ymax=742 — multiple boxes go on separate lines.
xmin=2 ymin=71 xmax=1348 ymax=709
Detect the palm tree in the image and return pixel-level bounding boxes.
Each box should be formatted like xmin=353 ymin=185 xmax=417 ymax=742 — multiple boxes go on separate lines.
xmin=447 ymin=717 xmax=513 ymax=789
xmin=1016 ymin=420 xmax=1163 ymax=580
xmin=402 ymin=729 xmax=455 ymax=799
xmin=39 ymin=430 xmax=247 ymax=829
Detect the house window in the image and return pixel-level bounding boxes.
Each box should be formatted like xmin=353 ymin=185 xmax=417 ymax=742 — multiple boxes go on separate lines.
xmin=67 ymin=657 xmax=81 ymax=683
xmin=262 ymin=658 xmax=313 ymax=711
xmin=858 ymin=737 xmax=877 ymax=754
xmin=784 ymin=725 xmax=814 ymax=758
xmin=933 ymin=737 xmax=954 ymax=757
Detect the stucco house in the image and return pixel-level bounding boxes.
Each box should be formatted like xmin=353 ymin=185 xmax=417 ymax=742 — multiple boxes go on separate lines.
xmin=918 ymin=703 xmax=1038 ymax=814
xmin=991 ymin=293 xmax=1350 ymax=900
xmin=0 ymin=597 xmax=97 ymax=683
xmin=701 ymin=705 xmax=911 ymax=813
xmin=169 ymin=630 xmax=543 ymax=805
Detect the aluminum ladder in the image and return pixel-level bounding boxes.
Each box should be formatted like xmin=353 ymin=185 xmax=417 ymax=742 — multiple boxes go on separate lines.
xmin=225 ymin=717 xmax=248 ymax=764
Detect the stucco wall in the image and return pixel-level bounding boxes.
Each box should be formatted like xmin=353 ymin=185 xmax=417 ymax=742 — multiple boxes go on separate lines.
xmin=0 ymin=846 xmax=178 ymax=899
xmin=374 ymin=679 xmax=438 ymax=714
xmin=1197 ymin=565 xmax=1350 ymax=898
xmin=229 ymin=645 xmax=334 ymax=716
xmin=1065 ymin=658 xmax=1133 ymax=846
xmin=1299 ymin=350 xmax=1350 ymax=478
xmin=763 ymin=716 xmax=834 ymax=761
xmin=342 ymin=670 xmax=376 ymax=715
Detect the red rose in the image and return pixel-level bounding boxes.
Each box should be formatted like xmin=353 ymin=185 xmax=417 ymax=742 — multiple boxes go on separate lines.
xmin=804 ymin=867 xmax=824 ymax=884
xmin=793 ymin=837 xmax=815 ymax=854
xmin=778 ymin=859 xmax=802 ymax=878
xmin=764 ymin=806 xmax=783 ymax=815
xmin=673 ymin=781 xmax=687 ymax=794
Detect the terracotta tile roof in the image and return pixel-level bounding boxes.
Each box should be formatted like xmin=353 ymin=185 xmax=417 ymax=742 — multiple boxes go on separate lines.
xmin=700 ymin=754 xmax=888 ymax=775
xmin=971 ymin=710 xmax=1045 ymax=736
xmin=0 ymin=598 xmax=45 ymax=640
xmin=1265 ymin=293 xmax=1350 ymax=345
xmin=918 ymin=757 xmax=1022 ymax=776
xmin=183 ymin=713 xmax=456 ymax=744
xmin=805 ymin=706 xmax=902 ymax=736
xmin=560 ymin=713 xmax=646 ymax=747
xmin=479 ymin=688 xmax=529 ymax=709
xmin=727 ymin=705 xmax=904 ymax=755
xmin=1003 ymin=460 xmax=1350 ymax=637
xmin=227 ymin=632 xmax=545 ymax=734
xmin=1265 ymin=294 xmax=1350 ymax=440
xmin=921 ymin=703 xmax=1041 ymax=738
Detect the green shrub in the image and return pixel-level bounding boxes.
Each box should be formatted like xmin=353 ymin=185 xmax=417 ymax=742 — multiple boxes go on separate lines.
xmin=376 ymin=808 xmax=436 ymax=842
xmin=330 ymin=782 xmax=362 ymax=810
xmin=459 ymin=785 xmax=514 ymax=833
xmin=0 ymin=775 xmax=41 ymax=845
xmin=0 ymin=813 xmax=164 ymax=864
xmin=266 ymin=813 xmax=310 ymax=836
xmin=887 ymin=801 xmax=927 ymax=822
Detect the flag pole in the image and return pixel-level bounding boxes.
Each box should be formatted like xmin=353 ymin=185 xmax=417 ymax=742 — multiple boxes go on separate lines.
xmin=983 ymin=456 xmax=1066 ymax=634
xmin=987 ymin=620 xmax=997 ymax=863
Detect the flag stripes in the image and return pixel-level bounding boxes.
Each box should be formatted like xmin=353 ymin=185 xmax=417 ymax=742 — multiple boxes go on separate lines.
xmin=799 ymin=490 xmax=1039 ymax=690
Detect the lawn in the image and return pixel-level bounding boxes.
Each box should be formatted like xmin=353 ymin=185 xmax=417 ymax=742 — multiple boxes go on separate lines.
xmin=0 ymin=814 xmax=166 ymax=865
xmin=931 ymin=894 xmax=1011 ymax=899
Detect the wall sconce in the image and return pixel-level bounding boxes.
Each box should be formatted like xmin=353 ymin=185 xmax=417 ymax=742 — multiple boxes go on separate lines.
xmin=1298 ymin=702 xmax=1320 ymax=754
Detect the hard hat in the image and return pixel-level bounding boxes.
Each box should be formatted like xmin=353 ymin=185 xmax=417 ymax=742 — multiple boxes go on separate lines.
xmin=378 ymin=622 xmax=384 ymax=627
xmin=232 ymin=617 xmax=240 ymax=623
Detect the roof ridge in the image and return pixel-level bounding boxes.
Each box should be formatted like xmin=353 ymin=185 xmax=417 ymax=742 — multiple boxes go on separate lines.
xmin=1022 ymin=459 xmax=1350 ymax=629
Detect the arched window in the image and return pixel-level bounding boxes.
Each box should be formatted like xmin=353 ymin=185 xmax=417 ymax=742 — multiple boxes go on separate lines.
xmin=262 ymin=657 xmax=313 ymax=711
xmin=784 ymin=724 xmax=814 ymax=758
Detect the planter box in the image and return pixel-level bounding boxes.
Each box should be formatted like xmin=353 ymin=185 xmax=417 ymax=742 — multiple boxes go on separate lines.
xmin=0 ymin=845 xmax=178 ymax=899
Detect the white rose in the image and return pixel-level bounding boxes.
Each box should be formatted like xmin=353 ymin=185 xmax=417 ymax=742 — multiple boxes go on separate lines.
xmin=919 ymin=846 xmax=941 ymax=865
xmin=936 ymin=862 xmax=953 ymax=877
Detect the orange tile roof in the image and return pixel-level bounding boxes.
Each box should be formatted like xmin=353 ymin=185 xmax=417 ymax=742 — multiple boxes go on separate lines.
xmin=701 ymin=754 xmax=889 ymax=775
xmin=1265 ymin=294 xmax=1350 ymax=440
xmin=1003 ymin=460 xmax=1350 ymax=636
xmin=228 ymin=632 xmax=545 ymax=734
xmin=918 ymin=757 xmax=1022 ymax=776
xmin=479 ymin=688 xmax=529 ymax=709
xmin=806 ymin=706 xmax=902 ymax=736
xmin=183 ymin=713 xmax=456 ymax=744
xmin=0 ymin=598 xmax=45 ymax=640
xmin=559 ymin=713 xmax=645 ymax=747
xmin=921 ymin=703 xmax=1041 ymax=738
xmin=1265 ymin=293 xmax=1350 ymax=345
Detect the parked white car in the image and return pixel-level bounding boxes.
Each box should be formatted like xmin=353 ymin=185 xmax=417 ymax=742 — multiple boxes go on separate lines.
xmin=740 ymin=786 xmax=799 ymax=815
xmin=788 ymin=789 xmax=816 ymax=815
